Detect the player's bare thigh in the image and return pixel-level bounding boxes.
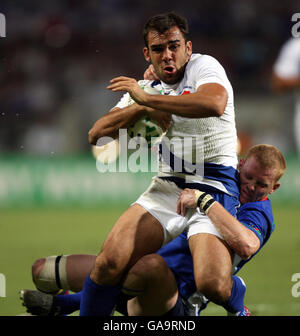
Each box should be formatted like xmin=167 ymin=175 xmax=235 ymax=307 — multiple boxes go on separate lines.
xmin=91 ymin=204 xmax=165 ymax=285
xmin=188 ymin=233 xmax=234 ymax=303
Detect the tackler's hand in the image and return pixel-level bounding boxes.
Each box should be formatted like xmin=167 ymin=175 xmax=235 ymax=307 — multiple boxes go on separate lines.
xmin=176 ymin=188 xmax=199 ymax=216
xmin=143 ymin=64 xmax=160 ymax=81
xmin=177 ymin=188 xmax=216 ymax=216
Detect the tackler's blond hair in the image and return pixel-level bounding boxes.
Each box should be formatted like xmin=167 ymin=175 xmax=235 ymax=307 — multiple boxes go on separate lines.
xmin=245 ymin=144 xmax=286 ymax=182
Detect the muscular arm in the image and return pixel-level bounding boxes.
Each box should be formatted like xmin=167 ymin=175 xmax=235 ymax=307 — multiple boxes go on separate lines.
xmin=204 ymin=202 xmax=260 ymax=260
xmin=88 ymin=104 xmax=146 ymax=145
xmin=144 ymin=83 xmax=228 ymax=118
xmin=108 ymin=77 xmax=228 ymax=118
xmin=88 ymin=102 xmax=171 ymax=145
xmin=177 ymin=189 xmax=260 ymax=260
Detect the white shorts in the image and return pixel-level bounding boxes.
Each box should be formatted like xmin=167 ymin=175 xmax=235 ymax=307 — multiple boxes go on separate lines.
xmin=134 ymin=176 xmax=222 ymax=245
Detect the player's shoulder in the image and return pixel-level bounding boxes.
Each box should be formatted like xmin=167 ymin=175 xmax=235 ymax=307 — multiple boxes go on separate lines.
xmin=188 ymin=53 xmax=223 ymax=69
xmin=240 ymin=198 xmax=271 ymax=210
xmin=186 ymin=54 xmax=227 ymax=81
xmin=239 ymin=199 xmax=273 ymax=219
xmin=238 ymin=199 xmax=275 ymax=238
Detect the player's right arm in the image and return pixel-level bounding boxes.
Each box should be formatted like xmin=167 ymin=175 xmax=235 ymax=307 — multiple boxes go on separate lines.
xmin=108 ymin=77 xmax=227 ymax=119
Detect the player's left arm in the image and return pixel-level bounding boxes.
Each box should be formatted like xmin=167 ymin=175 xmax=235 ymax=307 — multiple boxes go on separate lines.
xmin=177 ymin=188 xmax=260 ymax=260
xmin=88 ymin=103 xmax=171 ymax=145
xmin=88 ymin=104 xmax=147 ymax=144
xmin=107 ymin=77 xmax=228 ymax=118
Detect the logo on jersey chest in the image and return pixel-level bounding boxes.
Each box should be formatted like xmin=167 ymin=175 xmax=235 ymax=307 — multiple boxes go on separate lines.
xmin=163 ymin=86 xmax=192 ymax=96
xmin=180 ymin=85 xmax=192 ymax=95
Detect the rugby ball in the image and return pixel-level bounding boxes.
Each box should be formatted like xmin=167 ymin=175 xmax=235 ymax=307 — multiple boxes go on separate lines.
xmin=127 ymin=80 xmax=163 ymax=146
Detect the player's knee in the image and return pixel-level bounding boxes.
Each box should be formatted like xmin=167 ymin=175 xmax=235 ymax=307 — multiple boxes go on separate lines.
xmin=122 ymin=254 xmax=166 ymax=296
xmin=93 ymin=253 xmax=124 ymax=283
xmin=129 ymin=254 xmax=165 ymax=279
xmin=195 ymin=274 xmax=231 ymax=304
xmin=208 ymin=277 xmax=231 ymax=303
xmin=32 ymin=255 xmax=69 ymax=293
xmin=137 ymin=254 xmax=166 ymax=275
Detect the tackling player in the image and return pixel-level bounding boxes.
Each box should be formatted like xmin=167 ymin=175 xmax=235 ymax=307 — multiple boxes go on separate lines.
xmin=21 ymin=145 xmax=286 ymax=316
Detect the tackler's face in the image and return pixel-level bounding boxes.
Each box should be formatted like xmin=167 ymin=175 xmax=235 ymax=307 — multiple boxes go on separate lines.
xmin=143 ymin=26 xmax=192 ymax=85
xmin=238 ymin=156 xmax=280 ymax=204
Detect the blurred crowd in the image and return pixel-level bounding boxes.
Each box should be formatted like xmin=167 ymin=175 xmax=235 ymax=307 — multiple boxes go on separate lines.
xmin=0 ymin=0 xmax=298 ymax=154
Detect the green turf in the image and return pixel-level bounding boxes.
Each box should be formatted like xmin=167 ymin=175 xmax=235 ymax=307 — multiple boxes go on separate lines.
xmin=0 ymin=204 xmax=300 ymax=316
xmin=0 ymin=205 xmax=127 ymax=316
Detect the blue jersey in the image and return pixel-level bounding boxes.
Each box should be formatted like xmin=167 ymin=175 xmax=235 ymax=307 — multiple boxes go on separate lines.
xmin=157 ymin=198 xmax=274 ymax=300
xmin=233 ymin=198 xmax=274 ymax=273
xmin=159 ymin=161 xmax=240 ymax=200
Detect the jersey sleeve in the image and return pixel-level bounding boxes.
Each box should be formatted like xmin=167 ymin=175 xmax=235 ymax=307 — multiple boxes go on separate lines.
xmin=114 ymin=92 xmax=133 ymax=109
xmin=237 ymin=208 xmax=269 ymax=247
xmin=191 ymin=55 xmax=230 ymax=91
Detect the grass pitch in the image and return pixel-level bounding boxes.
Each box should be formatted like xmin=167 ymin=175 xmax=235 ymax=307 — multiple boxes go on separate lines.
xmin=1 ymin=204 xmax=300 ymax=316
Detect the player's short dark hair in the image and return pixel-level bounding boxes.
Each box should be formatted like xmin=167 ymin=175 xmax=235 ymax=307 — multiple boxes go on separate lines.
xmin=143 ymin=12 xmax=190 ymax=47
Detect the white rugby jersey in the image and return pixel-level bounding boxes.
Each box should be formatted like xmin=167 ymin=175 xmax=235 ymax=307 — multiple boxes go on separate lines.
xmin=159 ymin=53 xmax=237 ymax=168
xmin=115 ymin=54 xmax=239 ymax=196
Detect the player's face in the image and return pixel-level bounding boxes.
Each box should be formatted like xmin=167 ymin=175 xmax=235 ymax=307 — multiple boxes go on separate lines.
xmin=143 ymin=26 xmax=192 ymax=84
xmin=238 ymin=156 xmax=280 ymax=204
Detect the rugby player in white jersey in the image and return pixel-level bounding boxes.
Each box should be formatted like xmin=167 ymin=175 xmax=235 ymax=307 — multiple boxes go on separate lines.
xmin=70 ymin=12 xmax=240 ymax=316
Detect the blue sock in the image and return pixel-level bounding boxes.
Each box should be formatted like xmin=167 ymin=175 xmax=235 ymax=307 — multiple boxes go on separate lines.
xmin=223 ymin=276 xmax=246 ymax=314
xmin=79 ymin=276 xmax=121 ymax=316
xmin=54 ymin=292 xmax=82 ymax=315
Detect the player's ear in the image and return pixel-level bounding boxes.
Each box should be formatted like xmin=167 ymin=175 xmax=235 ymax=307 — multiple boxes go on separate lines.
xmin=269 ymin=182 xmax=280 ymax=194
xmin=238 ymin=158 xmax=245 ymax=171
xmin=186 ymin=41 xmax=192 ymax=58
xmin=143 ymin=47 xmax=151 ymax=62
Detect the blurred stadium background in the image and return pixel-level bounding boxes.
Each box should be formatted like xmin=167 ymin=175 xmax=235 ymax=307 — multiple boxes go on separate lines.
xmin=1 ymin=0 xmax=300 ymax=316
